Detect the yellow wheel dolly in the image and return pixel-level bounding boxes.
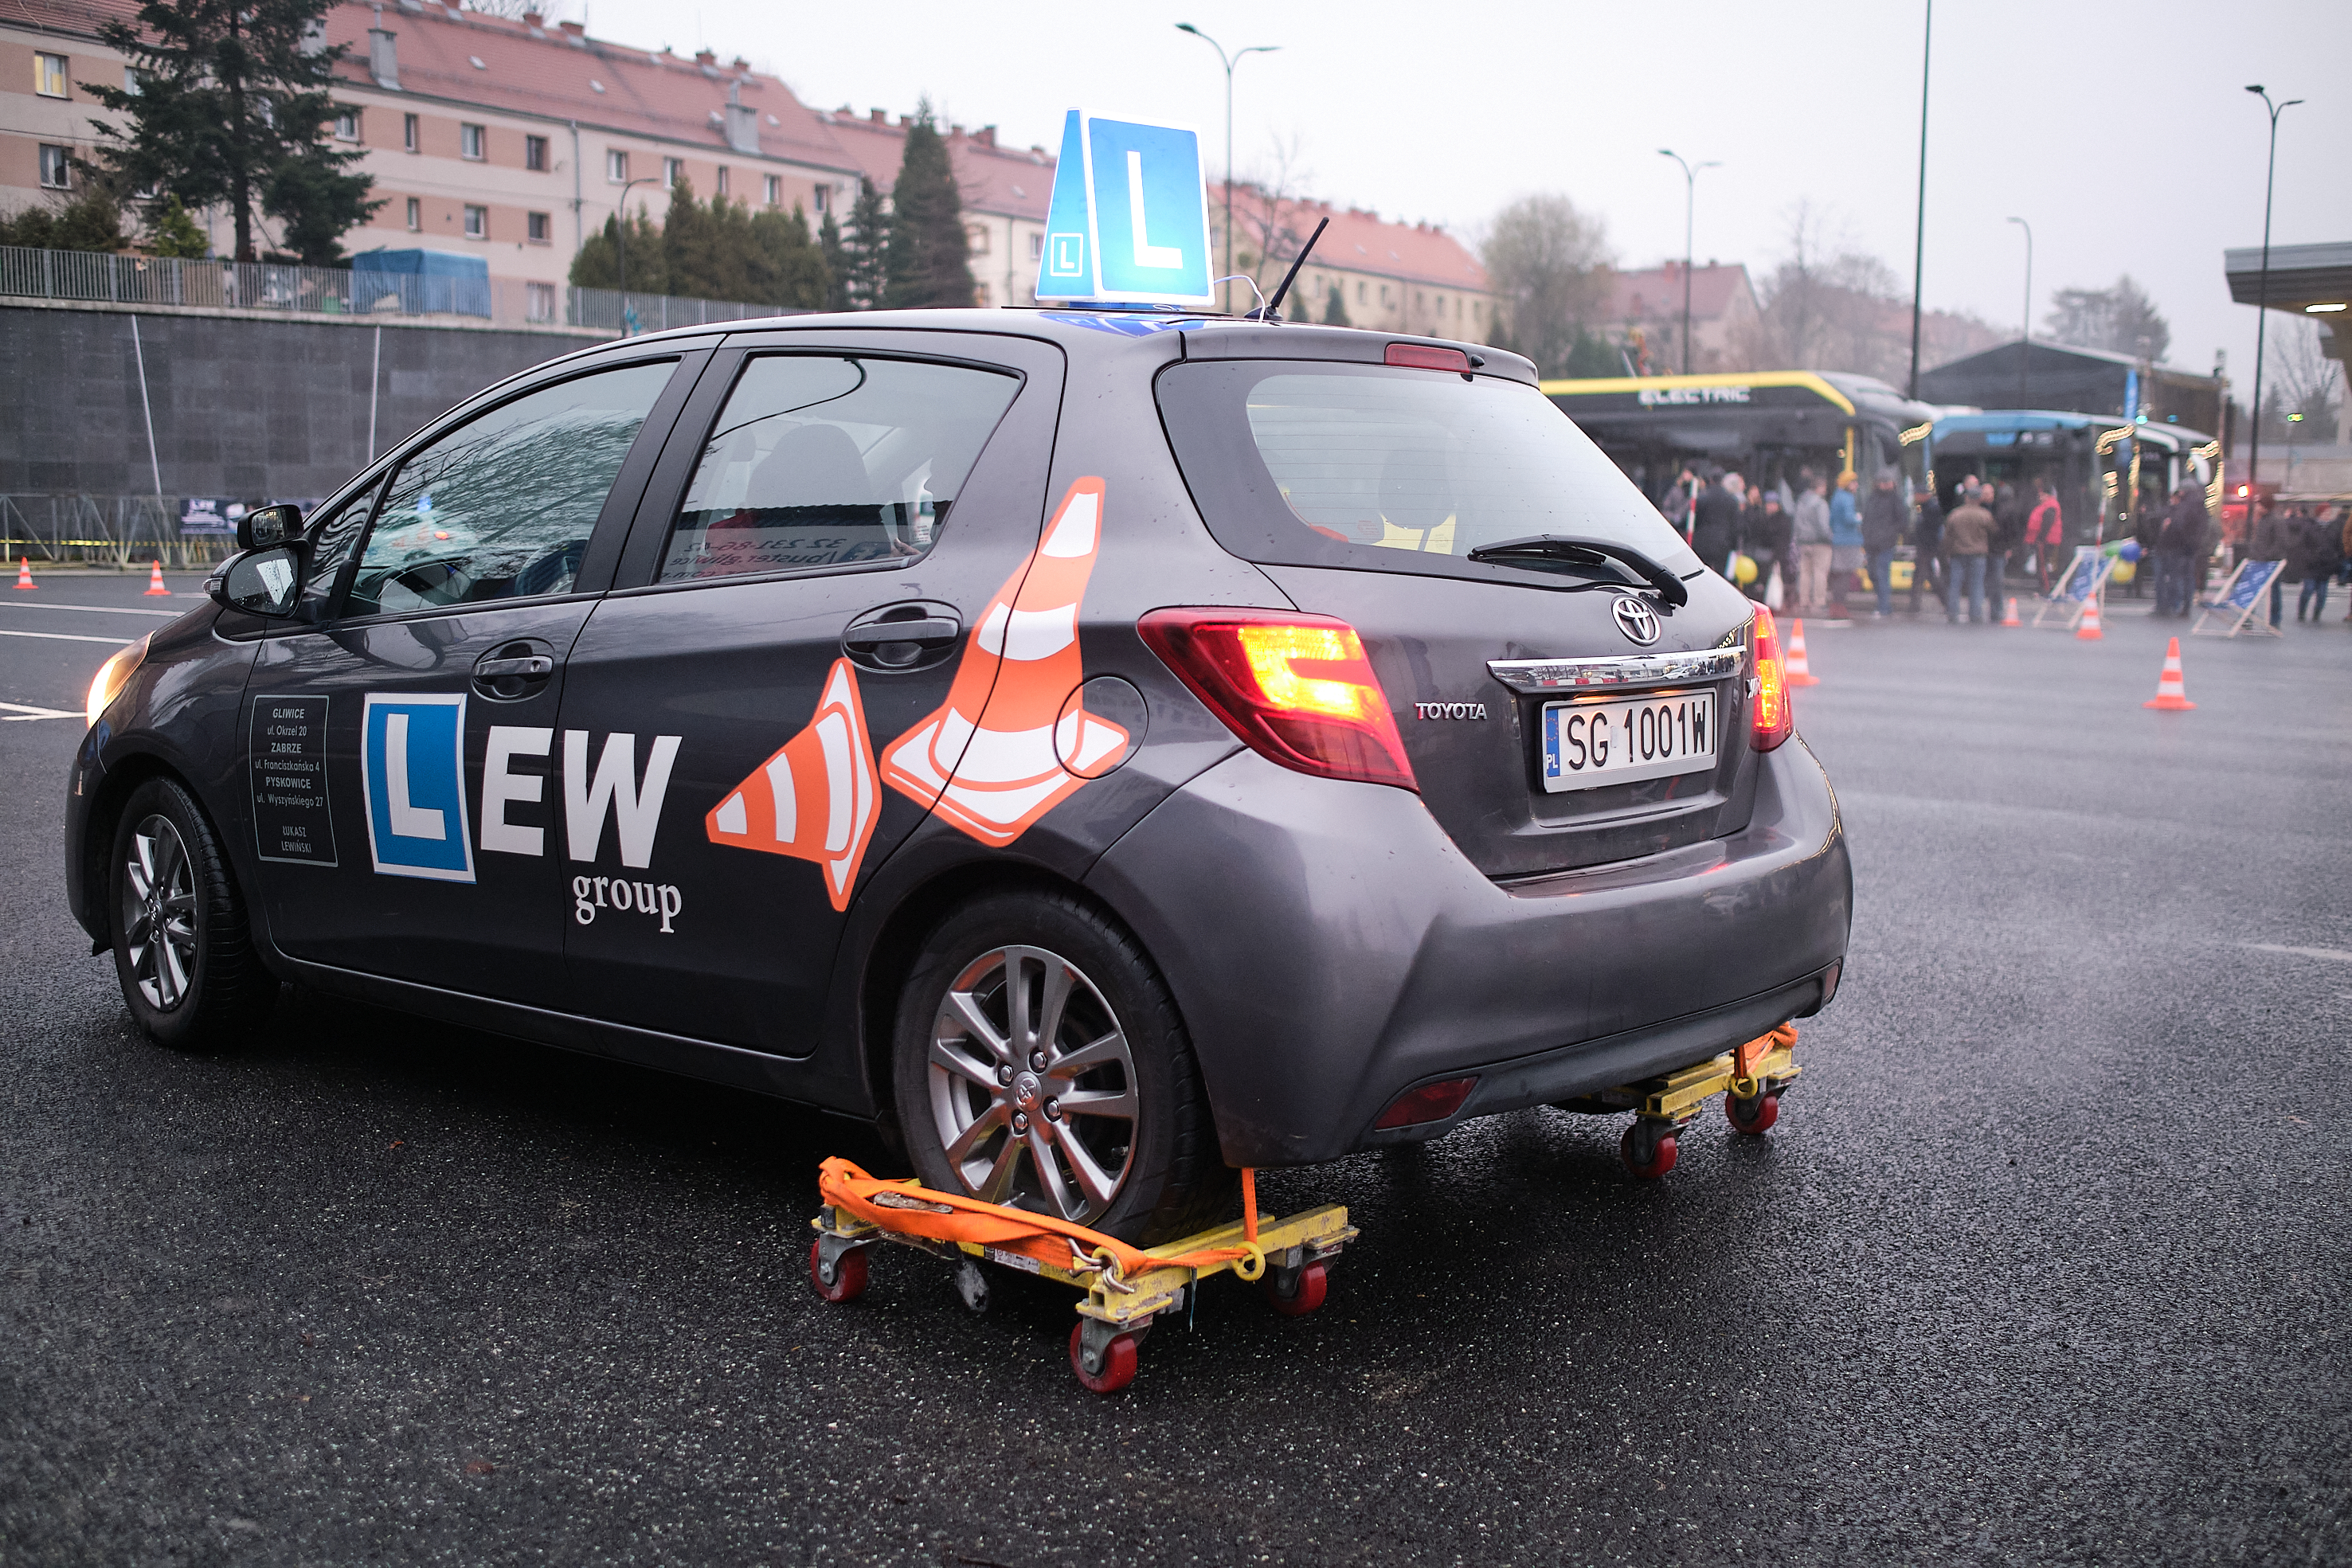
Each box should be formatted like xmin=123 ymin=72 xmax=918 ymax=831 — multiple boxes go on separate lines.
xmin=808 ymin=1158 xmax=1357 ymax=1394
xmin=1558 ymin=1023 xmax=1804 ymax=1178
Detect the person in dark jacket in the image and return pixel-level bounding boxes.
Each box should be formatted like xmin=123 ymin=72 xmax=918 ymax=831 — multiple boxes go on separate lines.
xmin=1859 ymin=471 xmax=1905 ymax=618
xmin=2292 ymin=506 xmax=2342 ymax=623
xmin=2248 ymin=499 xmax=2294 ymax=626
xmin=1989 ymin=481 xmax=2027 ymax=620
xmin=1906 ymin=487 xmax=1943 ymax=613
xmin=1741 ymin=490 xmax=1792 ymax=603
xmin=2158 ymin=485 xmax=2214 ymax=619
xmin=1689 ymin=467 xmax=1743 ymax=578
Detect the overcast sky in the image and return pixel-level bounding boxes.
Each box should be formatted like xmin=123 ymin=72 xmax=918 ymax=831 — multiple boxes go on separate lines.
xmin=579 ymin=0 xmax=2348 ymax=393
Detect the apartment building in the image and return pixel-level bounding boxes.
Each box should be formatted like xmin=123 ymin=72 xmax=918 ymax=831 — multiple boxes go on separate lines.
xmin=1215 ymin=186 xmax=1493 ymax=342
xmin=1 ymin=0 xmax=131 ymax=218
xmin=821 ymin=109 xmax=1051 ymax=309
xmin=1598 ymin=262 xmax=1762 ymax=373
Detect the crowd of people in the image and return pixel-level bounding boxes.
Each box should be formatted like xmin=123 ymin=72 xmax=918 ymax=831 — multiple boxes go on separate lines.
xmin=1660 ymin=462 xmax=2351 ymax=629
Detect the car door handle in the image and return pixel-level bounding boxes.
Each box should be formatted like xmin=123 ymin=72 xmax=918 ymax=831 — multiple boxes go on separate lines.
xmin=475 ymin=655 xmax=555 ymax=678
xmin=842 ymin=618 xmax=960 ymax=650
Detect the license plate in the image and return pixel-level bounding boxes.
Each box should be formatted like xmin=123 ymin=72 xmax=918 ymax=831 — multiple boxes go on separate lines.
xmin=1540 ymin=690 xmax=1718 ymax=792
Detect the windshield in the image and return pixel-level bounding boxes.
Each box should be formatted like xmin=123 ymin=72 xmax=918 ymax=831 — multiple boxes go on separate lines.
xmin=1156 ymin=362 xmax=1702 ymax=582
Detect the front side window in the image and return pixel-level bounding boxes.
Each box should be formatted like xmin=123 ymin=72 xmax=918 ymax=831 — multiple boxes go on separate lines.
xmin=658 ymin=354 xmax=1019 ymax=583
xmin=344 ymin=362 xmax=675 ymax=617
xmin=38 ymin=145 xmax=70 ymax=189
xmin=36 ymin=52 xmax=68 ymax=96
xmin=1156 ymin=362 xmax=1701 ymax=585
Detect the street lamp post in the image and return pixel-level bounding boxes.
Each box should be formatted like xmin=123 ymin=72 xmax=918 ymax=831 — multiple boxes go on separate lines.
xmin=1907 ymin=0 xmax=1931 ymax=400
xmin=2006 ymin=216 xmax=2032 ymax=407
xmin=1657 ymin=149 xmax=1719 ymax=375
xmin=1176 ymin=23 xmax=1278 ymax=315
xmin=612 ymin=174 xmax=662 ymax=299
xmin=2242 ymin=84 xmax=2303 ymax=500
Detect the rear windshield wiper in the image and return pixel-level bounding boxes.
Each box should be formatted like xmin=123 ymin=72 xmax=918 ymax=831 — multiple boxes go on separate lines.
xmin=1465 ymin=535 xmax=1690 ymax=607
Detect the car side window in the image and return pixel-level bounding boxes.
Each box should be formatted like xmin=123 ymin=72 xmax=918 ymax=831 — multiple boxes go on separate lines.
xmin=657 ymin=354 xmax=1019 ymax=583
xmin=342 ymin=361 xmax=675 ymax=618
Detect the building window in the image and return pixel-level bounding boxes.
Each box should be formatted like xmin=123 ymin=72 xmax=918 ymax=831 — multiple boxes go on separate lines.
xmin=525 ymin=134 xmax=549 ymax=172
xmin=123 ymin=66 xmax=142 ymax=96
xmin=527 ymin=211 xmax=550 ymax=243
xmin=403 ymin=113 xmax=419 ymax=152
xmin=35 ymin=52 xmax=69 ymax=98
xmin=334 ymin=108 xmax=360 ymax=142
xmin=464 ymin=204 xmax=487 ymax=238
xmin=1027 ymin=232 xmax=1043 ymax=264
xmin=526 ymin=282 xmax=557 ymax=323
xmin=460 ymin=123 xmax=485 ymax=160
xmin=37 ymin=145 xmax=71 ymax=190
xmin=812 ymin=183 xmax=828 ymax=215
xmin=1356 ymin=281 xmax=1367 ymax=303
xmin=405 ymin=197 xmax=421 ymax=230
xmin=966 ymin=224 xmax=990 ymax=256
xmin=662 ymin=157 xmax=682 ymax=189
xmin=763 ymin=174 xmax=781 ymax=207
xmin=607 ymin=150 xmax=628 ymax=183
xmin=714 ymin=166 xmax=729 ymax=197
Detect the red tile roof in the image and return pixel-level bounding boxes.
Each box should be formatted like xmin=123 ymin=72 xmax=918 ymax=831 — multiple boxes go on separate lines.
xmin=1223 ymin=185 xmax=1486 ymax=291
xmin=820 ymin=111 xmax=1053 ymax=220
xmin=316 ymin=0 xmax=857 ymax=176
xmin=1600 ymin=263 xmax=1755 ymax=325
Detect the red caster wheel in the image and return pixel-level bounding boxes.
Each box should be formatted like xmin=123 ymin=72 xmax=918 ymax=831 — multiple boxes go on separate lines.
xmin=1069 ymin=1323 xmax=1141 ymax=1394
xmin=1725 ymin=1091 xmax=1780 ymax=1136
xmin=1264 ymin=1261 xmax=1329 ymax=1317
xmin=1620 ymin=1122 xmax=1679 ymax=1179
xmin=808 ymin=1239 xmax=867 ymax=1303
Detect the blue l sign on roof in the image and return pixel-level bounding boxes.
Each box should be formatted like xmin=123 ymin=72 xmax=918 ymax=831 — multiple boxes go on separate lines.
xmin=1035 ymin=111 xmax=1214 ymax=307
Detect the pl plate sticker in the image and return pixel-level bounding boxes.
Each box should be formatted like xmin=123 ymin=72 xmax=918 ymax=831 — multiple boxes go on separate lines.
xmin=360 ymin=692 xmax=475 ymax=882
xmin=250 ymin=694 xmax=337 ymax=867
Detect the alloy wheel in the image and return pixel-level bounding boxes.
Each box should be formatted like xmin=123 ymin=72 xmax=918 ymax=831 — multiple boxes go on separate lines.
xmin=121 ymin=813 xmax=198 ymax=1012
xmin=926 ymin=944 xmax=1139 ymax=1224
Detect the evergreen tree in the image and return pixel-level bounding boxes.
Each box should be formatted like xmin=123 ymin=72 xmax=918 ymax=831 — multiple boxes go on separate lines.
xmin=658 ymin=178 xmax=734 ymax=299
xmin=1321 ymin=283 xmax=1350 ymax=327
xmin=569 ymin=205 xmax=667 ymax=295
xmin=0 ymin=186 xmax=126 ymax=252
xmin=82 ymin=0 xmax=377 ymax=263
xmin=840 ymin=178 xmax=890 ymax=309
xmin=820 ymin=210 xmax=853 ymax=311
xmin=147 ymin=194 xmax=209 ymax=258
xmin=883 ymin=103 xmax=975 ymax=309
xmin=750 ymin=205 xmax=830 ymax=311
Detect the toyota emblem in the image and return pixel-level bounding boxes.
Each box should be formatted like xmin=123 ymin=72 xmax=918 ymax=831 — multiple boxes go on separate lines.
xmin=1611 ymin=595 xmax=1662 ymax=646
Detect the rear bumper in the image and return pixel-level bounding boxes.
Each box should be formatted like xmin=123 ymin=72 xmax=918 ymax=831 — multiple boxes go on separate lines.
xmin=1085 ymin=735 xmax=1851 ymax=1167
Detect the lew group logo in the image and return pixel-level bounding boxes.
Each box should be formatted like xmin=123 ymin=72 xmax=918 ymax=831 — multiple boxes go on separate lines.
xmin=361 ymin=693 xmax=475 ymax=882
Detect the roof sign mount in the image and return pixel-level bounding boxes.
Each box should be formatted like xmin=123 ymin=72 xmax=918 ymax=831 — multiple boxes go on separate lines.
xmin=1035 ymin=109 xmax=1214 ymax=308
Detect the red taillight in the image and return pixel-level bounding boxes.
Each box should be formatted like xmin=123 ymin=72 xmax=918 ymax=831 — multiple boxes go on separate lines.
xmin=1373 ymin=1076 xmax=1479 ymax=1130
xmin=1138 ymin=608 xmax=1419 ymax=792
xmin=1750 ymin=606 xmax=1794 ymax=753
xmin=1383 ymin=342 xmax=1472 ymax=373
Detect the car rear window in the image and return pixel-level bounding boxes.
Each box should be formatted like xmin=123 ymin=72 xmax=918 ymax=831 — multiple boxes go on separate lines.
xmin=1155 ymin=361 xmax=1701 ymax=582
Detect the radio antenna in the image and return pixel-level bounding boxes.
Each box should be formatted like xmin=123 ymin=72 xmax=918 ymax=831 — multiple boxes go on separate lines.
xmin=1254 ymin=216 xmax=1329 ymax=322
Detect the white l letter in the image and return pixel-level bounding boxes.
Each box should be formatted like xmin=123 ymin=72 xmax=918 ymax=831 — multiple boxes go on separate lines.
xmin=385 ymin=712 xmax=446 ymax=841
xmin=1127 ymin=151 xmax=1182 ymax=270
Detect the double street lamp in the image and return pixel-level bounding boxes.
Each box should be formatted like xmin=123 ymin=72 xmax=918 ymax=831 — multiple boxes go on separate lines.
xmin=1657 ymin=149 xmax=1719 ymax=375
xmin=1176 ymin=23 xmax=1278 ymax=315
xmin=2242 ymin=84 xmax=2303 ymax=500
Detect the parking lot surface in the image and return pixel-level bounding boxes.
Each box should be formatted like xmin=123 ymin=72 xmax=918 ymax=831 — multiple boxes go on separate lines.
xmin=5 ymin=592 xmax=2348 ymax=1565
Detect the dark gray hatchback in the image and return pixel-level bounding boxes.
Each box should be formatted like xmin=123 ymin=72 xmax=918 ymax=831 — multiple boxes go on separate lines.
xmin=66 ymin=309 xmax=1849 ymax=1243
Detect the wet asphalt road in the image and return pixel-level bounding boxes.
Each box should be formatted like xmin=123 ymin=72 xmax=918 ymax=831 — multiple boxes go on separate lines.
xmin=4 ymin=577 xmax=2349 ymax=1566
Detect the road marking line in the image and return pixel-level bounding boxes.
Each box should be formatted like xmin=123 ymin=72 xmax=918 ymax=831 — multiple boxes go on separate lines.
xmin=0 ymin=627 xmax=136 ymax=645
xmin=1 ymin=700 xmax=80 ymax=721
xmin=2240 ymin=942 xmax=2352 ymax=965
xmin=0 ymin=600 xmax=184 ymax=617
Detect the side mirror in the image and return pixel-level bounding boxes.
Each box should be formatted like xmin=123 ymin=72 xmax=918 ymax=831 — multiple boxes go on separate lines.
xmin=215 ymin=545 xmax=302 ymax=617
xmin=237 ymin=502 xmax=301 ymax=551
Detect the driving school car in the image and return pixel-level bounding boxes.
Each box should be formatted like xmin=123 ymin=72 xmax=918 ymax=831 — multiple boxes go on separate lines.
xmin=65 ymin=308 xmax=1851 ymax=1243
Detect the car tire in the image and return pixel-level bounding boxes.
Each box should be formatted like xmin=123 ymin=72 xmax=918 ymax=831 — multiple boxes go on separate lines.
xmin=892 ymin=889 xmax=1232 ymax=1246
xmin=108 ymin=776 xmax=276 ymax=1051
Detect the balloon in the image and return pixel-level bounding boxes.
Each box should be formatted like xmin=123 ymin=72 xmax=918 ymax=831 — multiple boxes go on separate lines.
xmin=2111 ymin=560 xmax=2137 ymax=585
xmin=1732 ymin=553 xmax=1759 ymax=585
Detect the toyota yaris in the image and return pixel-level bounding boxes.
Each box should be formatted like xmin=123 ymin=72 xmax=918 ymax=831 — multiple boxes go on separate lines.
xmin=67 ymin=309 xmax=1850 ymax=1243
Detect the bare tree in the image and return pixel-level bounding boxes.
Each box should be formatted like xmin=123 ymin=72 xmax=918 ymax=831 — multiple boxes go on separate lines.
xmin=1732 ymin=202 xmax=1913 ymax=379
xmin=2263 ymin=315 xmax=2346 ymax=441
xmin=1227 ymin=131 xmax=1317 ymax=311
xmin=1481 ymin=194 xmax=1614 ymax=377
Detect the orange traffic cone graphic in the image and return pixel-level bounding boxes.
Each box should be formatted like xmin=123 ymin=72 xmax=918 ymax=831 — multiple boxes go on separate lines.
xmin=2001 ymin=596 xmax=2021 ymax=627
xmin=882 ymin=476 xmax=1129 ymax=846
xmin=144 ymin=560 xmax=171 ymax=596
xmin=13 ymin=557 xmax=33 ymax=590
xmin=2143 ymin=636 xmax=2195 ymax=710
xmin=704 ymin=658 xmax=880 ymax=910
xmin=2075 ymin=593 xmax=2103 ymax=641
xmin=1783 ymin=618 xmax=1820 ymax=686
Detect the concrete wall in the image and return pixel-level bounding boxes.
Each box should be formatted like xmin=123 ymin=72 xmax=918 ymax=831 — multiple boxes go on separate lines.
xmin=1 ymin=302 xmax=602 ymax=500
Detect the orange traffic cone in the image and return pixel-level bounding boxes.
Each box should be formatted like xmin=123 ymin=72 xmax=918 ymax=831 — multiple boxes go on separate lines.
xmin=144 ymin=560 xmax=171 ymax=596
xmin=882 ymin=477 xmax=1130 ymax=846
xmin=12 ymin=557 xmax=33 ymax=590
xmin=2143 ymin=637 xmax=2195 ymax=710
xmin=2075 ymin=594 xmax=2103 ymax=641
xmin=705 ymin=658 xmax=879 ymax=909
xmin=2001 ymin=596 xmax=2021 ymax=627
xmin=1784 ymin=619 xmax=1820 ymax=686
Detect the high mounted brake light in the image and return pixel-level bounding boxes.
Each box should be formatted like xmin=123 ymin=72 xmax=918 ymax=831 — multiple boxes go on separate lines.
xmin=1137 ymin=609 xmax=1419 ymax=792
xmin=1383 ymin=342 xmax=1473 ymax=373
xmin=1750 ymin=607 xmax=1794 ymax=753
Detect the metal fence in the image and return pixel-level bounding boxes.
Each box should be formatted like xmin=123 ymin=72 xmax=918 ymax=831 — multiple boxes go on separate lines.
xmin=0 ymin=245 xmax=792 ymax=335
xmin=1 ymin=495 xmax=242 ymax=569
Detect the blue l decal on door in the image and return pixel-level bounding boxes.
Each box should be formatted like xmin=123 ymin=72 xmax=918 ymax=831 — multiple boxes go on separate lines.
xmin=361 ymin=693 xmax=475 ymax=882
